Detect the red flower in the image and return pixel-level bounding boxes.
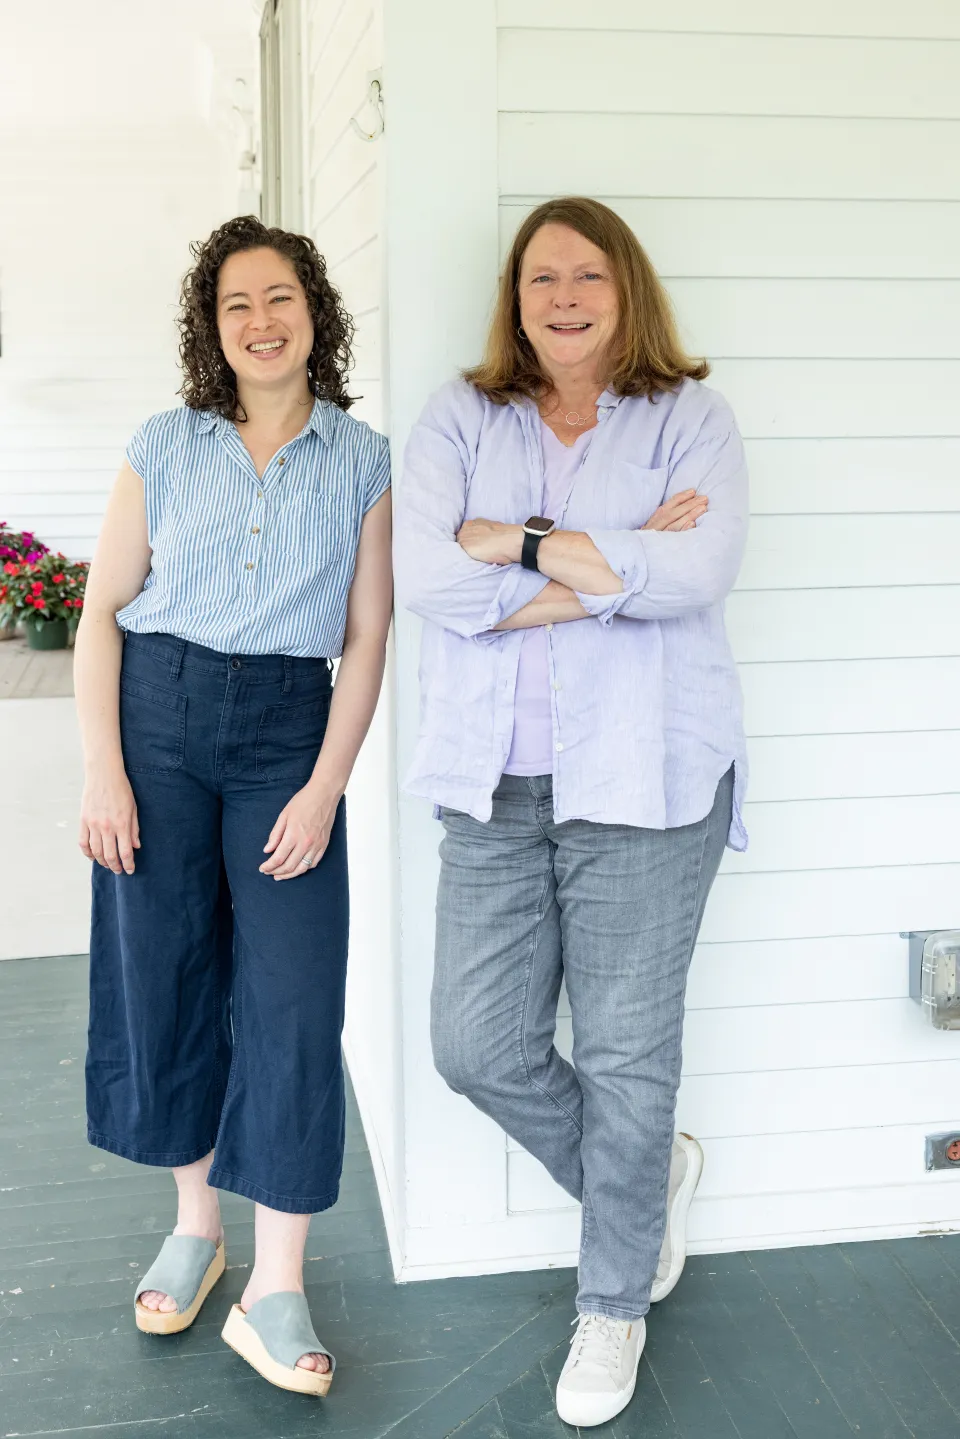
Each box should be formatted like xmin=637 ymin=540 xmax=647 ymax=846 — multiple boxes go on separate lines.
xmin=3 ymin=562 xmax=19 ymax=576
xmin=31 ymin=581 xmax=44 ymax=596
xmin=0 ymin=585 xmax=6 ymax=601
xmin=52 ymin=572 xmax=65 ymax=584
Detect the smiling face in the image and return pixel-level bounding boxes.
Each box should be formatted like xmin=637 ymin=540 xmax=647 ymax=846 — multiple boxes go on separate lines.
xmin=517 ymin=223 xmax=620 ymax=387
xmin=216 ymin=247 xmax=315 ymax=396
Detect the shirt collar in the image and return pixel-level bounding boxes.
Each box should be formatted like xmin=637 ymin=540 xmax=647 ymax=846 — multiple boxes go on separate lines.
xmin=196 ymin=397 xmax=332 ymax=442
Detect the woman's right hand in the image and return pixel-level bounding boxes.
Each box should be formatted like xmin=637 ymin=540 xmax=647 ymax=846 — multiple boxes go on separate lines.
xmin=642 ymin=489 xmax=708 ymax=532
xmin=79 ymin=765 xmax=141 ymax=874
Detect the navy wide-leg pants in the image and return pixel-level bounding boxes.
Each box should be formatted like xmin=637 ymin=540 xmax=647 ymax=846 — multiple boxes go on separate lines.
xmin=85 ymin=632 xmax=349 ymax=1213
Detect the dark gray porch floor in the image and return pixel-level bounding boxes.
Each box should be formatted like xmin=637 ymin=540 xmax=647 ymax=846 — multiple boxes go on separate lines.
xmin=3 ymin=955 xmax=960 ymax=1438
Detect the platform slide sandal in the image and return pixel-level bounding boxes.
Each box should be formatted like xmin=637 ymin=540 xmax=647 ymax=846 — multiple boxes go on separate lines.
xmin=221 ymin=1291 xmax=335 ymax=1397
xmin=134 ymin=1234 xmax=226 ymax=1335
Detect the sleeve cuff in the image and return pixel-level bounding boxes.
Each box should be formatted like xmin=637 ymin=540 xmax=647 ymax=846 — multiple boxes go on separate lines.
xmin=475 ymin=565 xmax=551 ymax=643
xmin=577 ymin=529 xmax=650 ymax=626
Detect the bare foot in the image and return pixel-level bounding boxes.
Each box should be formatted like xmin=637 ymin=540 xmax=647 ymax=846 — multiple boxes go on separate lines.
xmin=239 ymin=1277 xmax=330 ymax=1374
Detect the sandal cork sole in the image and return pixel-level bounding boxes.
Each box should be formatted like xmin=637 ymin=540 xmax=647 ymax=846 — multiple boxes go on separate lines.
xmin=135 ymin=1241 xmax=226 ymax=1335
xmin=221 ymin=1304 xmax=333 ymax=1396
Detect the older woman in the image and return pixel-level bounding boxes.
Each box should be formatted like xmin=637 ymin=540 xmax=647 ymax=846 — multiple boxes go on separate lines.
xmin=395 ymin=196 xmax=748 ymax=1429
xmin=75 ymin=216 xmax=392 ymax=1396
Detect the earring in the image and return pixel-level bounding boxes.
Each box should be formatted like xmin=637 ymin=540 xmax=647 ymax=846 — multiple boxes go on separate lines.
xmin=517 ymin=327 xmax=527 ymax=339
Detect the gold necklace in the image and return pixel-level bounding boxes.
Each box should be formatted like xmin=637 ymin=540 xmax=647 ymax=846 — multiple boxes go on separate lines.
xmin=547 ymin=399 xmax=598 ymax=428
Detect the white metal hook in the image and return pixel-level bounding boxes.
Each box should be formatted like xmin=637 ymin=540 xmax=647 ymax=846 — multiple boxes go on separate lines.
xmin=350 ymin=75 xmax=384 ymax=142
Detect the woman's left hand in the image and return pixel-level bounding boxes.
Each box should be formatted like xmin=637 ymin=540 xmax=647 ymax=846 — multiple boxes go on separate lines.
xmin=260 ymin=780 xmax=342 ymax=881
xmin=457 ymin=519 xmax=521 ymax=566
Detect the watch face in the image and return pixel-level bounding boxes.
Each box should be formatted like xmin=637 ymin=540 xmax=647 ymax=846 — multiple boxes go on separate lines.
xmin=525 ymin=517 xmax=554 ymax=535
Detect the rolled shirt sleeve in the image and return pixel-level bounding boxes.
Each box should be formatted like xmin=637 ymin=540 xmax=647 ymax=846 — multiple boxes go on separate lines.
xmin=576 ymin=423 xmax=749 ymax=624
xmin=394 ymin=385 xmax=550 ymax=640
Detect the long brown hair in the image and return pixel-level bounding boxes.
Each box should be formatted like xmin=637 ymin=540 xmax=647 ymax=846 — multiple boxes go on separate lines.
xmin=177 ymin=215 xmax=356 ymax=421
xmin=465 ymin=196 xmax=708 ymax=405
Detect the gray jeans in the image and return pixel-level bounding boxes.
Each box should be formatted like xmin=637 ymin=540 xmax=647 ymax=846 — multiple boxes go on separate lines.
xmin=431 ymin=768 xmax=733 ymax=1320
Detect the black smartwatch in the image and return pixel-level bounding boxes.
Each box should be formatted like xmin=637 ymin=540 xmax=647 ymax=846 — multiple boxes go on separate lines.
xmin=521 ymin=516 xmax=556 ymax=571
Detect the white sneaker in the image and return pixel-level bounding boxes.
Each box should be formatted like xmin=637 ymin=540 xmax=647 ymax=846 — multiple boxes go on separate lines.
xmin=555 ymin=1313 xmax=646 ymax=1428
xmin=650 ymin=1131 xmax=703 ymax=1303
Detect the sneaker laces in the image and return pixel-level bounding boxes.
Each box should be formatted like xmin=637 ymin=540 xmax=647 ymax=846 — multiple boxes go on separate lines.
xmin=569 ymin=1314 xmax=626 ymax=1376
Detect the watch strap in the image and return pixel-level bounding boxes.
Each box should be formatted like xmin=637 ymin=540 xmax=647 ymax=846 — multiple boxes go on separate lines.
xmin=521 ymin=529 xmax=544 ymax=572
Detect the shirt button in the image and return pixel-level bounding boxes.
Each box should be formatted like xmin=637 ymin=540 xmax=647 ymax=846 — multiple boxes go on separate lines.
xmin=555 ymin=742 xmax=564 ymax=752
xmin=246 ymin=562 xmax=254 ymax=570
xmin=251 ymin=526 xmax=260 ymax=534
xmin=278 ymin=456 xmax=286 ymax=466
xmin=553 ymin=682 xmax=562 ymax=691
xmin=257 ymin=490 xmax=264 ymax=499
xmin=545 ymin=623 xmax=554 ymax=632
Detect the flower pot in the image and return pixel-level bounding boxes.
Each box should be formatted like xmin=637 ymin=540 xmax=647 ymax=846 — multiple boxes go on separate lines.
xmin=0 ymin=616 xmax=17 ymax=642
xmin=24 ymin=617 xmax=69 ymax=651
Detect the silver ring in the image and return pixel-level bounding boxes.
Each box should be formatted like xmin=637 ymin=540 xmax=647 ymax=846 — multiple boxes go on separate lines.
xmin=300 ymin=855 xmax=311 ymax=867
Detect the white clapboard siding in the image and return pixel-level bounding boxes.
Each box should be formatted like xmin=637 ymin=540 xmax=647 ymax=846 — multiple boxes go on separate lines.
xmin=703 ymin=865 xmax=960 ymax=945
xmin=669 ymin=279 xmax=960 ymax=359
xmin=742 ymin=659 xmax=960 ymax=737
xmin=510 ymin=1124 xmax=960 ymax=1213
xmin=743 ymin=439 xmax=960 ymax=514
xmin=497 ymin=0 xmax=960 ymax=41
xmin=306 ymin=2 xmax=375 ymax=137
xmin=738 ymin=515 xmax=960 ymax=590
xmin=686 ymin=934 xmax=908 ymax=1011
xmin=710 ymin=360 xmax=960 ymax=439
xmin=553 ymin=931 xmax=910 ymax=1019
xmin=499 ymin=114 xmax=960 ymax=201
xmin=551 ymin=999 xmax=955 ymax=1081
xmin=500 ymin=31 xmax=960 ymax=120
xmin=747 ymin=732 xmax=960 ymax=803
xmin=500 ymin=200 xmax=960 ymax=280
xmin=727 ymin=587 xmax=960 ymax=664
xmin=729 ymin=794 xmax=960 ymax=875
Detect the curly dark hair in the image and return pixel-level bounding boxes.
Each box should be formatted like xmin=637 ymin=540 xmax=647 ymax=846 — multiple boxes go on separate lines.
xmin=177 ymin=215 xmax=356 ymax=420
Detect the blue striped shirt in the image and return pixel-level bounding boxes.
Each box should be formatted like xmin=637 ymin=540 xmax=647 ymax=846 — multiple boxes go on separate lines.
xmin=117 ymin=400 xmax=390 ymax=658
xmin=394 ymin=378 xmax=749 ymax=848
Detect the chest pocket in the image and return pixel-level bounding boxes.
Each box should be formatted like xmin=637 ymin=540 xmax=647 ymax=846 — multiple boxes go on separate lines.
xmin=593 ymin=460 xmax=670 ymax=531
xmin=284 ymin=481 xmax=344 ymax=567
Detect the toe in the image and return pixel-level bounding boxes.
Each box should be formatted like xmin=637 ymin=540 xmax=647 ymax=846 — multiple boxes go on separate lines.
xmin=138 ymin=1290 xmax=159 ymax=1310
xmin=158 ymin=1295 xmax=178 ymax=1313
xmin=296 ymin=1353 xmax=330 ymax=1373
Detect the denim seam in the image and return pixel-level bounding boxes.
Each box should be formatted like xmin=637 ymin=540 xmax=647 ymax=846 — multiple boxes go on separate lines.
xmin=205 ymin=1166 xmax=339 ymax=1214
xmin=87 ymin=1129 xmax=216 ymax=1168
xmin=576 ymin=1300 xmax=649 ymax=1322
xmin=516 ymin=847 xmax=584 ymax=1139
xmin=215 ymin=930 xmax=244 ymax=1143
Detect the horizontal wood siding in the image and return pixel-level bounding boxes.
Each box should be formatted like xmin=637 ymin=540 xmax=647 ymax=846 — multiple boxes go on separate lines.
xmin=498 ymin=7 xmax=960 ymax=1247
xmin=0 ymin=126 xmax=240 ymax=558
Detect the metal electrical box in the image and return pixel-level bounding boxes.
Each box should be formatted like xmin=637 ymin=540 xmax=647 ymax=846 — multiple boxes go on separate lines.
xmin=906 ymin=930 xmax=960 ymax=1029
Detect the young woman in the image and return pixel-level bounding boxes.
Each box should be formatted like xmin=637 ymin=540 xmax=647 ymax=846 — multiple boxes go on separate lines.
xmin=76 ymin=215 xmax=392 ymax=1396
xmin=395 ymin=197 xmax=748 ymax=1428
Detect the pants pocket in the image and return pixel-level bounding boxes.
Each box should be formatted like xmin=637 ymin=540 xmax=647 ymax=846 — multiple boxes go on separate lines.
xmin=119 ymin=676 xmax=186 ymax=773
xmin=256 ymin=692 xmax=331 ymax=782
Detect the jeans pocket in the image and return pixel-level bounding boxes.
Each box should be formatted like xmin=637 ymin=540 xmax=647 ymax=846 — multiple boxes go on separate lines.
xmin=256 ymin=692 xmax=331 ymax=782
xmin=119 ymin=676 xmax=186 ymax=774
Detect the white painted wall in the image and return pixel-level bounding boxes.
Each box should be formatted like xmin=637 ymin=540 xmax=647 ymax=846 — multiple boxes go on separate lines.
xmin=495 ymin=1 xmax=960 ymax=1256
xmin=300 ymin=0 xmax=405 ymax=1267
xmin=0 ymin=0 xmax=258 ymax=560
xmin=307 ymin=0 xmax=960 ymax=1279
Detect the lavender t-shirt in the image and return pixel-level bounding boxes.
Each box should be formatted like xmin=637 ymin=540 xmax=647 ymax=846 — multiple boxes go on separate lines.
xmin=503 ymin=421 xmax=595 ymax=777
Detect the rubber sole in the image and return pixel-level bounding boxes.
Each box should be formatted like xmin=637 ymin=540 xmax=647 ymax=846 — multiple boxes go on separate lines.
xmin=135 ymin=1241 xmax=226 ymax=1335
xmin=651 ymin=1132 xmax=704 ymax=1303
xmin=221 ymin=1304 xmax=333 ymax=1397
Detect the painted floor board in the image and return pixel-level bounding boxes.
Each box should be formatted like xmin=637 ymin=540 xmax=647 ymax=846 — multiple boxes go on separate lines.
xmin=5 ymin=955 xmax=960 ymax=1438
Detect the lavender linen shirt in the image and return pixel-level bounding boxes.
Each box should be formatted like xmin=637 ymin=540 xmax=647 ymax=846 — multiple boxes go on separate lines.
xmin=393 ymin=376 xmax=749 ymax=849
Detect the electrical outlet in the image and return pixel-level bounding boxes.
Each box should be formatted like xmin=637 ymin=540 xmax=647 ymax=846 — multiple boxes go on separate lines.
xmin=926 ymin=1132 xmax=960 ymax=1171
